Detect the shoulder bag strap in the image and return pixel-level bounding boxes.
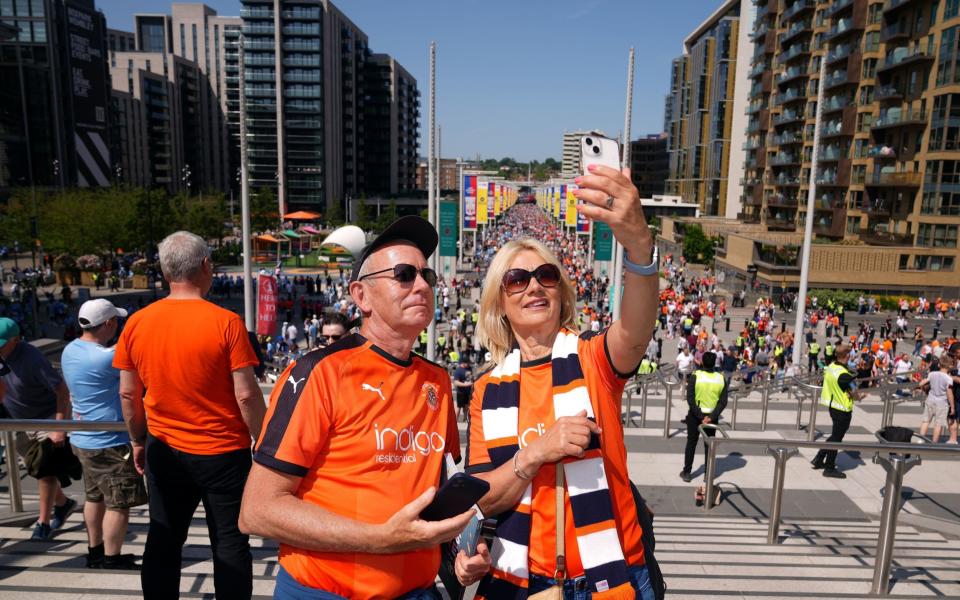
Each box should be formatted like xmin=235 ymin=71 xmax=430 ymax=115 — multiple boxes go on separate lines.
xmin=554 ymin=463 xmax=566 ymax=585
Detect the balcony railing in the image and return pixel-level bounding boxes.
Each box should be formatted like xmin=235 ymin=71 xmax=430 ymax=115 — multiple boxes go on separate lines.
xmin=771 ymin=153 xmax=801 ymax=166
xmin=859 ymin=229 xmax=913 ymax=246
xmin=773 ymin=110 xmax=804 ymax=126
xmin=879 ymin=47 xmax=933 ymax=72
xmin=823 ymin=70 xmax=849 ymax=89
xmin=822 ymin=94 xmax=851 ymax=113
xmin=872 ymin=108 xmax=927 ymax=130
xmin=777 ymin=43 xmax=810 ymax=64
xmin=777 ymin=65 xmax=809 ymax=85
xmin=819 ymin=145 xmax=844 ymax=161
xmin=865 ymin=171 xmax=922 ymax=186
xmin=874 ymin=85 xmax=903 ymax=101
xmin=867 ymin=145 xmax=897 ymax=159
xmin=782 ymin=0 xmax=815 ymax=22
xmin=825 ymin=18 xmax=858 ymax=41
xmin=782 ymin=20 xmax=812 ymax=44
xmin=826 ymin=44 xmax=853 ymax=64
xmin=825 ymin=0 xmax=854 ymax=16
xmin=772 ymin=131 xmax=803 ymax=145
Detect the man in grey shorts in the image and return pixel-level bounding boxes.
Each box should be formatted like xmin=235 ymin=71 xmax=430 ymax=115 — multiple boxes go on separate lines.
xmin=62 ymin=300 xmax=147 ymax=569
xmin=917 ymin=355 xmax=955 ymax=444
xmin=0 ymin=317 xmax=77 ymax=540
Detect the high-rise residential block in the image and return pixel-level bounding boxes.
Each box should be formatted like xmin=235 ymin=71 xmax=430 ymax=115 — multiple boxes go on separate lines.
xmin=630 ymin=134 xmax=670 ymax=198
xmin=239 ymin=0 xmax=418 ymax=214
xmin=660 ymin=0 xmax=960 ymax=295
xmin=0 ymin=0 xmax=112 ymax=195
xmin=665 ymin=0 xmax=753 ymax=218
xmin=363 ymin=53 xmax=419 ymax=195
xmin=561 ymin=130 xmax=605 ymax=178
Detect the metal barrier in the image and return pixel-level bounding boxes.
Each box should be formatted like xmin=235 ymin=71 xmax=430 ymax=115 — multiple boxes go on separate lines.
xmin=700 ymin=434 xmax=960 ymax=596
xmin=0 ymin=420 xmax=127 ymax=513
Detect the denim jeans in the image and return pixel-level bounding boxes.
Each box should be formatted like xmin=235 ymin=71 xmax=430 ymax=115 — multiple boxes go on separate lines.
xmin=528 ymin=564 xmax=655 ymax=600
xmin=141 ymin=435 xmax=253 ymax=599
xmin=274 ymin=566 xmax=441 ymax=600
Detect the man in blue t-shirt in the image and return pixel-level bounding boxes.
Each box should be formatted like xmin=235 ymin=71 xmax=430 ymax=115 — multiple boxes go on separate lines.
xmin=61 ymin=299 xmax=147 ymax=569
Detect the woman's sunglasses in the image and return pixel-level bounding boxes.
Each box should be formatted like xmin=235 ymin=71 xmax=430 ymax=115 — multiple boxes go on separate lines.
xmin=501 ymin=264 xmax=562 ymax=295
xmin=359 ymin=263 xmax=438 ymax=288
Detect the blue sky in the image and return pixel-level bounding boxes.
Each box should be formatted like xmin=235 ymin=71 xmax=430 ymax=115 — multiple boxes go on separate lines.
xmin=97 ymin=0 xmax=715 ymax=161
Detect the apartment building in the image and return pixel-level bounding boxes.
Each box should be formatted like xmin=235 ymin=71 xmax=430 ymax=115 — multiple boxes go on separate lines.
xmin=561 ymin=130 xmax=606 ymax=178
xmin=630 ymin=134 xmax=670 ymax=198
xmin=363 ymin=53 xmax=419 ymax=195
xmin=727 ymin=0 xmax=959 ymax=292
xmin=665 ymin=0 xmax=754 ymax=218
xmin=0 ymin=0 xmax=112 ymax=194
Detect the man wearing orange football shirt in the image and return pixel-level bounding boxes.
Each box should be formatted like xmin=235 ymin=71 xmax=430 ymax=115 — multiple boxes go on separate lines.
xmin=240 ymin=217 xmax=474 ymax=599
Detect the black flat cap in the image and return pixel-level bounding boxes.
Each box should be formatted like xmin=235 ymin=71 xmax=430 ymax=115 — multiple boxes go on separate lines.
xmin=350 ymin=216 xmax=438 ymax=283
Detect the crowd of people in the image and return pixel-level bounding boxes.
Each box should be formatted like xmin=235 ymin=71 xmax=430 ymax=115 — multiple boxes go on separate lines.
xmin=1 ymin=161 xmax=959 ymax=599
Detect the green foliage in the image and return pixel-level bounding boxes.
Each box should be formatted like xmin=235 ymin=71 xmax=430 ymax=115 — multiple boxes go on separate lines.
xmin=356 ymin=197 xmax=374 ymax=230
xmin=375 ymin=199 xmax=399 ymax=233
xmin=251 ymin=187 xmax=280 ymax=232
xmin=326 ymin=199 xmax=344 ymax=226
xmin=681 ymin=224 xmax=718 ymax=264
xmin=808 ymin=289 xmax=909 ymax=312
xmin=183 ymin=193 xmax=229 ymax=245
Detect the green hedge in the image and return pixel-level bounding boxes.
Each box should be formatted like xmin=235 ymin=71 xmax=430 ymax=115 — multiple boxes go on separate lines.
xmin=808 ymin=289 xmax=909 ymax=312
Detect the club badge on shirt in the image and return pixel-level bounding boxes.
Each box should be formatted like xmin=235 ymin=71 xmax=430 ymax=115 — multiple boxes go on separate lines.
xmin=421 ymin=383 xmax=440 ymax=411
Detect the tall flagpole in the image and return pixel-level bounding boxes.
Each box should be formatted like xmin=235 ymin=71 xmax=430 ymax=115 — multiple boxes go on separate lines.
xmin=426 ymin=42 xmax=437 ymax=360
xmin=792 ymin=52 xmax=828 ymax=368
xmin=612 ymin=47 xmax=635 ymax=321
xmin=239 ymin=34 xmax=254 ymax=331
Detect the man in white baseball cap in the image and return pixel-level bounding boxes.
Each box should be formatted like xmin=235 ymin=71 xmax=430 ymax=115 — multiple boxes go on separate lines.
xmin=78 ymin=299 xmax=128 ymax=330
xmin=62 ymin=298 xmax=145 ymax=568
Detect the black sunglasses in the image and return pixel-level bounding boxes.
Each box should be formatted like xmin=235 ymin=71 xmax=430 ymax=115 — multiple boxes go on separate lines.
xmin=318 ymin=334 xmax=343 ymax=345
xmin=359 ymin=263 xmax=437 ymax=288
xmin=501 ymin=264 xmax=562 ymax=294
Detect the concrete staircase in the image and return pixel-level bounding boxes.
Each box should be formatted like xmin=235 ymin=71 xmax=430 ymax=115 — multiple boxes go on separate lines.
xmin=0 ymin=498 xmax=957 ymax=598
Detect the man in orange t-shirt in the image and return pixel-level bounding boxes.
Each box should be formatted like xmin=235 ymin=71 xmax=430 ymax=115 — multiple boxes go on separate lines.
xmin=240 ymin=217 xmax=475 ymax=599
xmin=115 ymin=231 xmax=265 ymax=599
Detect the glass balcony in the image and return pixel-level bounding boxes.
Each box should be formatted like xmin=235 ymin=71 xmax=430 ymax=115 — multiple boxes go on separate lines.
xmin=777 ymin=66 xmax=808 ymax=85
xmin=822 ymin=94 xmax=851 ymax=113
xmin=239 ymin=8 xmax=273 ymax=18
xmin=772 ymin=131 xmax=803 ymax=145
xmin=775 ymin=87 xmax=805 ymax=105
xmin=819 ymin=145 xmax=843 ymax=161
xmin=879 ymin=47 xmax=934 ymax=72
xmin=782 ymin=0 xmax=815 ymax=22
xmin=872 ymin=108 xmax=927 ymax=129
xmin=773 ymin=110 xmax=804 ymax=126
xmin=864 ymin=171 xmax=922 ymax=186
xmin=867 ymin=145 xmax=897 ymax=158
xmin=825 ymin=0 xmax=854 ymax=16
xmin=777 ymin=43 xmax=810 ymax=64
xmin=826 ymin=44 xmax=852 ymax=64
xmin=823 ymin=70 xmax=849 ymax=89
xmin=874 ymin=85 xmax=903 ymax=102
xmin=771 ymin=153 xmax=801 ymax=166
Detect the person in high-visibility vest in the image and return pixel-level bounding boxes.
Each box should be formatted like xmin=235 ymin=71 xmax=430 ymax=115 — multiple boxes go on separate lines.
xmin=637 ymin=357 xmax=658 ymax=376
xmin=811 ymin=345 xmax=858 ymax=478
xmin=680 ymin=352 xmax=728 ymax=482
xmin=824 ymin=342 xmax=835 ymax=363
xmin=808 ymin=340 xmax=821 ymax=373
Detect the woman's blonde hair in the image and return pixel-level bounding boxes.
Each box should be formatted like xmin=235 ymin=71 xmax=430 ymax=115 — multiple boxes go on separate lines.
xmin=476 ymin=238 xmax=578 ymax=365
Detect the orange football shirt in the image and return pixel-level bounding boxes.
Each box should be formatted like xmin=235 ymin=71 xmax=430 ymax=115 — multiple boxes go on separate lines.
xmin=466 ymin=331 xmax=645 ymax=578
xmin=254 ymin=334 xmax=460 ymax=599
xmin=112 ymin=298 xmax=259 ymax=454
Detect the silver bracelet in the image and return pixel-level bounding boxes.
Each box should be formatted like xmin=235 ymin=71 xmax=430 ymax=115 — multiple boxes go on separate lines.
xmin=513 ymin=449 xmax=533 ymax=480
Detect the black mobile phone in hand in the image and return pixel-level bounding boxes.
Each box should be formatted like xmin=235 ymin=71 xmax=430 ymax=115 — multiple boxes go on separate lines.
xmin=420 ymin=473 xmax=490 ymax=521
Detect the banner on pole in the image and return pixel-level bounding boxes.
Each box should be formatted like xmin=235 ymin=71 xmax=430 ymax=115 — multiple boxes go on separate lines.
xmin=559 ymin=185 xmax=567 ymax=223
xmin=462 ymin=175 xmax=477 ymax=231
xmin=476 ymin=181 xmax=488 ymax=225
xmin=256 ymin=274 xmax=278 ymax=336
xmin=565 ymin=184 xmax=578 ymax=227
xmin=494 ymin=183 xmax=501 ymax=217
xmin=487 ymin=182 xmax=495 ymax=221
xmin=576 ymin=201 xmax=591 ymax=234
xmin=439 ymin=201 xmax=458 ymax=257
xmin=553 ymin=187 xmax=561 ymax=219
xmin=594 ymin=222 xmax=613 ymax=261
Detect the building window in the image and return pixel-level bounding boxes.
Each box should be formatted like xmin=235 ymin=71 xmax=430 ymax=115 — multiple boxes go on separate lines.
xmin=847 ymin=216 xmax=861 ymax=234
xmin=917 ymin=223 xmax=958 ymax=247
xmin=947 ymin=0 xmax=960 ymax=19
xmin=864 ymin=31 xmax=880 ymax=53
xmin=192 ymin=23 xmax=198 ymax=62
xmin=862 ymin=58 xmax=877 ymax=79
xmin=868 ymin=3 xmax=883 ymax=24
xmin=857 ymin=112 xmax=873 ymax=132
xmin=899 ymin=254 xmax=910 ymax=269
xmin=914 ymin=255 xmax=955 ymax=271
xmin=180 ymin=23 xmax=185 ymax=56
xmin=859 ymin=85 xmax=874 ymax=105
xmin=937 ymin=26 xmax=958 ymax=86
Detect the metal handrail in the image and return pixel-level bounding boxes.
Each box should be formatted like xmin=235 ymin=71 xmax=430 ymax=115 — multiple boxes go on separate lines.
xmin=700 ymin=434 xmax=960 ymax=596
xmin=0 ymin=420 xmax=128 ymax=514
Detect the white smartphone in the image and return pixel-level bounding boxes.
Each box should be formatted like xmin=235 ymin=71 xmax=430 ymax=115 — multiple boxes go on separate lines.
xmin=580 ymin=135 xmax=621 ymax=176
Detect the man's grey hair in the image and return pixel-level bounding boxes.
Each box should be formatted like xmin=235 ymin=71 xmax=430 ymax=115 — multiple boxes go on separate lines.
xmin=158 ymin=231 xmax=210 ymax=282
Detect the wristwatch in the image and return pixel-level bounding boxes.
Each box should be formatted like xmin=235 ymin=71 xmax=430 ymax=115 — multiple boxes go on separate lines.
xmin=624 ymin=246 xmax=659 ymax=276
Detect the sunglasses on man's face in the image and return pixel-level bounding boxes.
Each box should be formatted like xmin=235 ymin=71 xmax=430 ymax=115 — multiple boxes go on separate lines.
xmin=318 ymin=334 xmax=343 ymax=345
xmin=501 ymin=263 xmax=562 ymax=295
xmin=359 ymin=263 xmax=438 ymax=288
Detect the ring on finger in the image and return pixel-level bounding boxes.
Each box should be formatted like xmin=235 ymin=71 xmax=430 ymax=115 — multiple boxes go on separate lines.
xmin=605 ymin=196 xmax=615 ymax=209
